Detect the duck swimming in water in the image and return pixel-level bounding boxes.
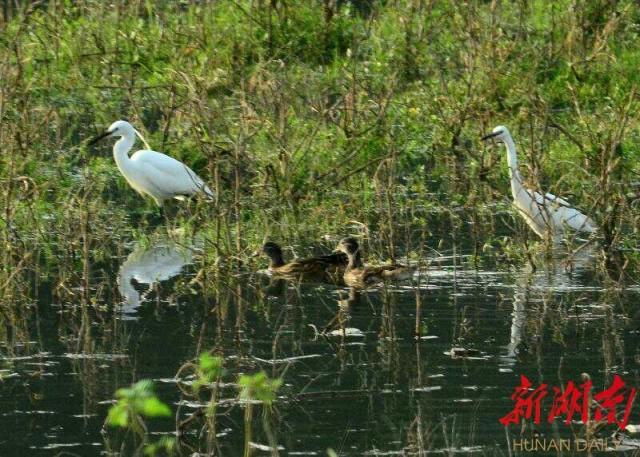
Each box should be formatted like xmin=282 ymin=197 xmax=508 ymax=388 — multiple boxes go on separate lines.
xmin=335 ymin=237 xmax=414 ymax=288
xmin=254 ymin=242 xmax=347 ymax=282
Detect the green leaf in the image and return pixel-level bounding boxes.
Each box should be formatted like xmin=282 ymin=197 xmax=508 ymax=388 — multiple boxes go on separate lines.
xmin=193 ymin=353 xmax=223 ymax=393
xmin=106 ymin=404 xmax=130 ymax=428
xmin=144 ymin=436 xmax=176 ymax=456
xmin=238 ymin=372 xmax=282 ymax=405
xmin=141 ymin=397 xmax=172 ymax=418
xmin=199 ymin=353 xmax=223 ymax=375
xmin=106 ymin=379 xmax=171 ymax=429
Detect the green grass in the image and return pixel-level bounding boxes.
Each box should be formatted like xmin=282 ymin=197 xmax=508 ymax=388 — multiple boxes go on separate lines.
xmin=0 ymin=0 xmax=639 ymax=277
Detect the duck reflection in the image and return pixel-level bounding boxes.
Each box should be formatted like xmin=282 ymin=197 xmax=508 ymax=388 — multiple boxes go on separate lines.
xmin=117 ymin=237 xmax=193 ymax=317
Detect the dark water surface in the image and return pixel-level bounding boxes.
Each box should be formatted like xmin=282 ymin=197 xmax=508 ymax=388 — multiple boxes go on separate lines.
xmin=2 ymin=237 xmax=640 ymax=456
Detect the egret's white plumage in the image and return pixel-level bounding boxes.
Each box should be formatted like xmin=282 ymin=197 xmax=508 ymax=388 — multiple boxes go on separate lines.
xmin=91 ymin=120 xmax=214 ymax=206
xmin=482 ymin=125 xmax=596 ymax=240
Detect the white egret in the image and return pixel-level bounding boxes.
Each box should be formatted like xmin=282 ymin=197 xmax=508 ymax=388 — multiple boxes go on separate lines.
xmin=481 ymin=125 xmax=596 ymax=240
xmin=89 ymin=120 xmax=214 ymax=206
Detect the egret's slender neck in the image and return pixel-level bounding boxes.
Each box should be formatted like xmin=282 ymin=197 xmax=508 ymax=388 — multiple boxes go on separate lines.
xmin=503 ymin=134 xmax=523 ymax=194
xmin=113 ymin=132 xmax=136 ymax=173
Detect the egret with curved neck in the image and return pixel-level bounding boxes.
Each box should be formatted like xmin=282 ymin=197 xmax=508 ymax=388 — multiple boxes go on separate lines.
xmin=482 ymin=125 xmax=596 ymax=241
xmin=90 ymin=120 xmax=214 ymax=207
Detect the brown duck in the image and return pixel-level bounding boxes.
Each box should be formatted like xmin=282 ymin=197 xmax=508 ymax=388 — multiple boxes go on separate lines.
xmin=254 ymin=242 xmax=347 ymax=281
xmin=335 ymin=237 xmax=415 ymax=287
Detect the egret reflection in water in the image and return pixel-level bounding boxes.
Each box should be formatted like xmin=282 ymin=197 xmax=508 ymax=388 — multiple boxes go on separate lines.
xmin=117 ymin=237 xmax=194 ymax=315
xmin=501 ymin=243 xmax=598 ymax=367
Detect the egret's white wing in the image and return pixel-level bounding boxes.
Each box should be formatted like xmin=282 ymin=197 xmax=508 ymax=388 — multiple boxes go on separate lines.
xmin=527 ymin=189 xmax=571 ymax=208
xmin=554 ymin=205 xmax=597 ymax=233
xmin=131 ymin=150 xmax=214 ymax=198
xmin=536 ymin=192 xmax=571 ymax=208
xmin=531 ymin=189 xmax=596 ymax=233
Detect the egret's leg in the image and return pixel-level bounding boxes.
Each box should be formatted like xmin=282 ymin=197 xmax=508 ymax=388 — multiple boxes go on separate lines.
xmin=144 ymin=203 xmax=163 ymax=227
xmin=184 ymin=196 xmax=196 ymax=227
xmin=161 ymin=204 xmax=171 ymax=227
xmin=152 ymin=201 xmax=168 ymax=228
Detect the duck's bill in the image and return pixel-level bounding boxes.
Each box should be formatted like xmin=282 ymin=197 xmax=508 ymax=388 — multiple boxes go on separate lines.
xmin=481 ymin=131 xmax=500 ymax=141
xmin=89 ymin=130 xmax=112 ymax=145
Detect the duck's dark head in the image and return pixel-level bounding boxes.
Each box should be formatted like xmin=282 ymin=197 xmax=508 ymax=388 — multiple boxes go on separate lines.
xmin=254 ymin=242 xmax=285 ymax=267
xmin=336 ymin=237 xmax=364 ymax=269
xmin=336 ymin=237 xmax=360 ymax=256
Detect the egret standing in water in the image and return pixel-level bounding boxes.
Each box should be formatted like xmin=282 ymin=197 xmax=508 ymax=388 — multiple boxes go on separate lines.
xmin=89 ymin=120 xmax=214 ymax=207
xmin=481 ymin=125 xmax=596 ymax=240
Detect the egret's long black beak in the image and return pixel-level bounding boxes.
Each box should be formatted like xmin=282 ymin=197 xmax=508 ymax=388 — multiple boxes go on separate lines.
xmin=481 ymin=131 xmax=500 ymax=141
xmin=89 ymin=130 xmax=112 ymax=145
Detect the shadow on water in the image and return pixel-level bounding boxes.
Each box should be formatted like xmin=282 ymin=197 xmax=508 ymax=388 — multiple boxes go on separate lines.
xmin=2 ymin=232 xmax=640 ymax=456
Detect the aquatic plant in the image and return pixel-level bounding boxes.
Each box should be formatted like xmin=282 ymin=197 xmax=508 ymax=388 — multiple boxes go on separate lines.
xmin=107 ymin=380 xmax=171 ymax=429
xmin=105 ymin=379 xmax=173 ymax=456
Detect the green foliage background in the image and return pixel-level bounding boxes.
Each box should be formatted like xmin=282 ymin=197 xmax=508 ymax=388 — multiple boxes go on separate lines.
xmin=1 ymin=0 xmax=639 ymax=269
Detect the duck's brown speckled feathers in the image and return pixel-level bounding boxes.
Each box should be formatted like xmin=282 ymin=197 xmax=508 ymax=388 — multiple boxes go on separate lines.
xmin=255 ymin=242 xmax=348 ymax=281
xmin=336 ymin=237 xmax=414 ymax=287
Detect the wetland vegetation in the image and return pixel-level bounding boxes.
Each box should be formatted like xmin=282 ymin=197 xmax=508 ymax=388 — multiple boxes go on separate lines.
xmin=1 ymin=0 xmax=640 ymax=455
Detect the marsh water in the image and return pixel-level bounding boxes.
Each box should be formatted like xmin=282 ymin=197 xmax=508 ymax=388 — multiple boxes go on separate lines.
xmin=1 ymin=229 xmax=640 ymax=456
